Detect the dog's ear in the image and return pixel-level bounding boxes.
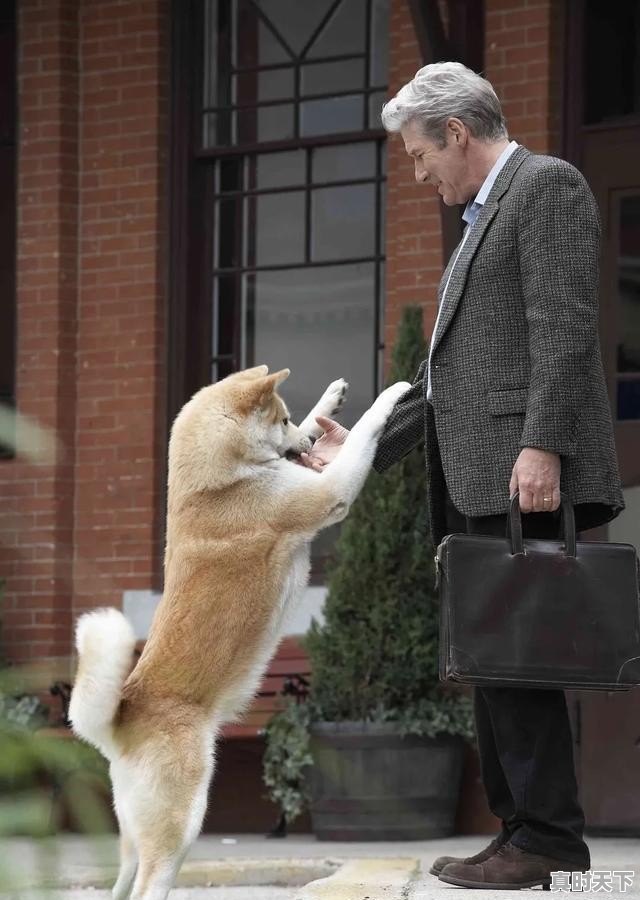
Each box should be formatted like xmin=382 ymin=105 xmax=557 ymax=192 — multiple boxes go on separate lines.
xmin=268 ymin=368 xmax=290 ymax=388
xmin=237 ymin=368 xmax=290 ymax=413
xmin=255 ymin=369 xmax=290 ymax=405
xmin=231 ymin=364 xmax=269 ymax=381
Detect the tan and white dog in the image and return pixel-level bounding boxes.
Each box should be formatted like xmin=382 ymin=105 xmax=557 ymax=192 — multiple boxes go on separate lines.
xmin=69 ymin=365 xmax=410 ymax=900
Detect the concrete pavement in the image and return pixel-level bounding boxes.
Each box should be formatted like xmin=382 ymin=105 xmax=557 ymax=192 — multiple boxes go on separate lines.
xmin=47 ymin=892 xmax=298 ymax=900
xmin=0 ymin=833 xmax=638 ymax=898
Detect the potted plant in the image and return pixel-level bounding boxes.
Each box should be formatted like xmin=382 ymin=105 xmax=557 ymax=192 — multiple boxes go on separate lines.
xmin=263 ymin=306 xmax=473 ymax=840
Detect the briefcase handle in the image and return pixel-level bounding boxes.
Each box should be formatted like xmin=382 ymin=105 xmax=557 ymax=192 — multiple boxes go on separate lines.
xmin=508 ymin=491 xmax=577 ymax=557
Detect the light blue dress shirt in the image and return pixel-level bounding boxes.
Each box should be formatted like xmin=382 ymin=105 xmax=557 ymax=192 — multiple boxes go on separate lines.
xmin=427 ymin=140 xmax=520 ymax=400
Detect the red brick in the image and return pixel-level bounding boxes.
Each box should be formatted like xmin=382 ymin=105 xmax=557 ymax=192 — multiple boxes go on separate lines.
xmin=504 ymin=43 xmax=546 ymax=65
xmin=502 ymin=7 xmax=546 ymax=29
xmin=6 ymin=0 xmax=169 ymax=664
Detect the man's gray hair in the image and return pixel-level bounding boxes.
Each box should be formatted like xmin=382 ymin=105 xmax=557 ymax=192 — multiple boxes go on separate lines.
xmin=381 ymin=61 xmax=507 ymax=146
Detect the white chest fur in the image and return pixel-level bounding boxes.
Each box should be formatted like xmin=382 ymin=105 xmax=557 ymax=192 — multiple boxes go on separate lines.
xmin=216 ymin=539 xmax=311 ymax=724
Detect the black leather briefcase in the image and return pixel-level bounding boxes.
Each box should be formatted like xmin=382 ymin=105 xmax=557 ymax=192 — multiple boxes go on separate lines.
xmin=437 ymin=493 xmax=640 ymax=691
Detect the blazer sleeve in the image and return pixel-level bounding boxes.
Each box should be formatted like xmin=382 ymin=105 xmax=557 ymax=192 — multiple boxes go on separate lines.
xmin=372 ymin=358 xmax=427 ymax=473
xmin=517 ymin=161 xmax=601 ymax=457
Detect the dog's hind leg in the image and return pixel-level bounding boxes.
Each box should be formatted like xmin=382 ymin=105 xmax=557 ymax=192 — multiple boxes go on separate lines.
xmin=128 ymin=786 xmax=208 ymax=900
xmin=112 ymin=830 xmax=138 ymax=900
xmin=126 ymin=743 xmax=213 ymax=900
xmin=111 ymin=764 xmax=138 ymax=900
xmin=130 ymin=851 xmax=186 ymax=900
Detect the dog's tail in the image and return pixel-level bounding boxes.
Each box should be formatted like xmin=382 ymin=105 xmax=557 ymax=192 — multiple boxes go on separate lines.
xmin=69 ymin=607 xmax=136 ymax=758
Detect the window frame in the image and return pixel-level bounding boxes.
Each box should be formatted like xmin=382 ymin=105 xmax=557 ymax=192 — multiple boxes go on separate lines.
xmin=207 ymin=139 xmax=387 ymax=387
xmin=200 ymin=0 xmax=388 ymax=150
xmin=200 ymin=0 xmax=389 ymax=394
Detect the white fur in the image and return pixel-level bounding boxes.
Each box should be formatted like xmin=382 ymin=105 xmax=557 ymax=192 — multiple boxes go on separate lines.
xmin=69 ymin=608 xmax=136 ymax=758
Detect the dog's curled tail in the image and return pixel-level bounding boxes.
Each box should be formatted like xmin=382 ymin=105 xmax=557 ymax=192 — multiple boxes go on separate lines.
xmin=69 ymin=607 xmax=135 ymax=758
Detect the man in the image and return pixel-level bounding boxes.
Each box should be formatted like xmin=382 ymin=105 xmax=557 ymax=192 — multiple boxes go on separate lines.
xmin=301 ymin=62 xmax=624 ymax=890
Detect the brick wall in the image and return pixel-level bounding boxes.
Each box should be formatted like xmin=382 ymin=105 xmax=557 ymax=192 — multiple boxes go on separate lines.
xmin=0 ymin=0 xmax=168 ymax=667
xmin=384 ymin=0 xmax=445 ymax=362
xmin=0 ymin=0 xmax=80 ymax=667
xmin=74 ymin=0 xmax=169 ymax=622
xmin=485 ymin=0 xmax=562 ymax=155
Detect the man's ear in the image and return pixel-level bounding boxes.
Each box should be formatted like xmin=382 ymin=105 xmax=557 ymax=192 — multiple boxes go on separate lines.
xmin=447 ymin=117 xmax=467 ymax=146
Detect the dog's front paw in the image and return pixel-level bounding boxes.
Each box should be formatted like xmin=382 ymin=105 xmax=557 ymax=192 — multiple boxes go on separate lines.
xmin=373 ymin=381 xmax=411 ymax=416
xmin=362 ymin=381 xmax=411 ymax=434
xmin=320 ymin=378 xmax=349 ymax=417
xmin=384 ymin=381 xmax=412 ymax=403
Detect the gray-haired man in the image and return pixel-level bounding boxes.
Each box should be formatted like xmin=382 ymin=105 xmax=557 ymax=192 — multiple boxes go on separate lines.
xmin=301 ymin=62 xmax=623 ymax=889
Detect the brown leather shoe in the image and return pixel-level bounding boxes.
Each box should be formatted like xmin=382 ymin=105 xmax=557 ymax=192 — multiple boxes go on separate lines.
xmin=429 ymin=833 xmax=507 ymax=877
xmin=438 ymin=841 xmax=587 ymax=890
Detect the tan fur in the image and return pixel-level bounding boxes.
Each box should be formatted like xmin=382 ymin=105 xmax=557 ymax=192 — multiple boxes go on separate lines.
xmin=69 ymin=366 xmax=410 ymax=900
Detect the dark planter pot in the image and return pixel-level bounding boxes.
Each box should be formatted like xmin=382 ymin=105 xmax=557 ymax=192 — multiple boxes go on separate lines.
xmin=307 ymin=721 xmax=465 ymax=841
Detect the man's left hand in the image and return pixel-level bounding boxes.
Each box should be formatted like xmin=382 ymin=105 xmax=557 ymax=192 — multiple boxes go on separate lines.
xmin=509 ymin=447 xmax=561 ymax=513
xmin=295 ymin=416 xmax=349 ymax=472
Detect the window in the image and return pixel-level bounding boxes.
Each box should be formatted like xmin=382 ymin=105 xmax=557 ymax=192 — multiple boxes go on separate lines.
xmin=209 ymin=142 xmax=386 ymax=426
xmin=201 ymin=0 xmax=389 ymax=429
xmin=202 ymin=0 xmax=388 ymax=148
xmin=584 ymin=0 xmax=640 ymax=125
xmin=615 ymin=194 xmax=640 ymax=420
xmin=0 ymin=0 xmax=16 ymax=458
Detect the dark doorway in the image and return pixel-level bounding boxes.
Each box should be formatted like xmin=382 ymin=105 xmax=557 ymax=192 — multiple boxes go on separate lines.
xmin=565 ymin=0 xmax=640 ymax=835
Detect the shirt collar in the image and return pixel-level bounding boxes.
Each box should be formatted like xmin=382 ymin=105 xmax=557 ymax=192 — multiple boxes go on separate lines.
xmin=462 ymin=140 xmax=519 ymax=227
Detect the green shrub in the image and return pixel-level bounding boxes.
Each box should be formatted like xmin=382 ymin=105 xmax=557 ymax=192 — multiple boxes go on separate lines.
xmin=0 ymin=582 xmax=112 ymax=847
xmin=262 ymin=699 xmax=313 ymax=825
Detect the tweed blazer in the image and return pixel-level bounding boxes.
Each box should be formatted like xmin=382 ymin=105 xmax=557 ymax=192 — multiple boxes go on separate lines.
xmin=373 ymin=146 xmax=624 ymax=545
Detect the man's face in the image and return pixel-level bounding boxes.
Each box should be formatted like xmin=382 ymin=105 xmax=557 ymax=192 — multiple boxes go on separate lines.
xmin=401 ymin=118 xmax=470 ymax=206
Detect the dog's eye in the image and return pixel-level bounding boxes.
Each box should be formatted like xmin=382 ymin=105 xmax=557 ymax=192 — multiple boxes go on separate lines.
xmin=282 ymin=417 xmax=289 ymax=426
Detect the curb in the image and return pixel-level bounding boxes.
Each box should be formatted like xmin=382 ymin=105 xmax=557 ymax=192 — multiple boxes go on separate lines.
xmin=13 ymin=855 xmax=421 ymax=896
xmin=180 ymin=858 xmax=339 ymax=888
xmin=295 ymin=857 xmax=421 ymax=900
xmin=24 ymin=858 xmax=340 ymax=891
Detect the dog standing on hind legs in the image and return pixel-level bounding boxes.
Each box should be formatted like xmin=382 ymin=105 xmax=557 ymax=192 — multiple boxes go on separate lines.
xmin=69 ymin=366 xmax=411 ymax=900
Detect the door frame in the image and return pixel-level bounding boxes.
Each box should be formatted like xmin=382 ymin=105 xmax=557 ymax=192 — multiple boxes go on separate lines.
xmin=583 ymin=133 xmax=640 ymax=486
xmin=563 ymin=0 xmax=640 ymax=834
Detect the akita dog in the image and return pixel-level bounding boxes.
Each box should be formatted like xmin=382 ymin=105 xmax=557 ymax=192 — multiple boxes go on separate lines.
xmin=69 ymin=365 xmax=410 ymax=900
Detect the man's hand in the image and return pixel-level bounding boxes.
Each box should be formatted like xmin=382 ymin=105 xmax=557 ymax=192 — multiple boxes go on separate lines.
xmin=297 ymin=416 xmax=349 ymax=472
xmin=509 ymin=447 xmax=561 ymax=513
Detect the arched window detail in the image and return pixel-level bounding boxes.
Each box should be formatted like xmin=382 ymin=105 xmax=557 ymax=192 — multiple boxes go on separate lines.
xmin=200 ymin=0 xmax=389 ymax=434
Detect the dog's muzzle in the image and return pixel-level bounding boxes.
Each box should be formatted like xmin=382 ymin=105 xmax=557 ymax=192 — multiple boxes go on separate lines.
xmin=284 ymin=436 xmax=314 ymax=460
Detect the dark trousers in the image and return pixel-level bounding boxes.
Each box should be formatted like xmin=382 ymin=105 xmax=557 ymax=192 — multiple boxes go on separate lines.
xmin=444 ymin=490 xmax=591 ymax=868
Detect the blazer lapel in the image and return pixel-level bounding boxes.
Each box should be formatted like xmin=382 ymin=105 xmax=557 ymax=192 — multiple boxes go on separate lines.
xmin=437 ymin=233 xmax=465 ymax=305
xmin=431 ymin=146 xmax=531 ymax=356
